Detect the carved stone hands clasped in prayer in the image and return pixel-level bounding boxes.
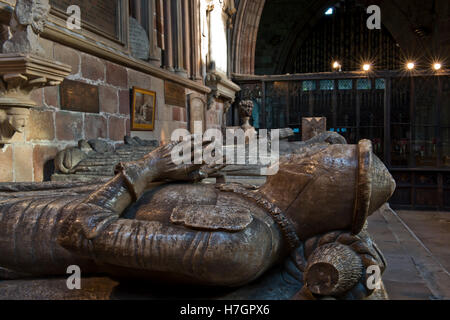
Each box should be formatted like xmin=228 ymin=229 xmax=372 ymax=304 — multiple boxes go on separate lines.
xmin=115 ymin=136 xmax=225 ymax=201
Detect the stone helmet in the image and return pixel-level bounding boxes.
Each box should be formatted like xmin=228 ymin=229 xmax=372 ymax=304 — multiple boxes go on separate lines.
xmin=259 ymin=140 xmax=396 ymax=240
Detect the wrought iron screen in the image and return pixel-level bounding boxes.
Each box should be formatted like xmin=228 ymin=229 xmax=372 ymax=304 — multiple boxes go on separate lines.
xmin=235 ymin=71 xmax=450 ymax=210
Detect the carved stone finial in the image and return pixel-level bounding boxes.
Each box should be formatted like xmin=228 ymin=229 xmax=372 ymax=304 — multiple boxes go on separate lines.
xmin=2 ymin=0 xmax=51 ymax=56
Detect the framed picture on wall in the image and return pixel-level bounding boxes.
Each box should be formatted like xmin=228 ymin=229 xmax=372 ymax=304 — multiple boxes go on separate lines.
xmin=131 ymin=87 xmax=157 ymax=131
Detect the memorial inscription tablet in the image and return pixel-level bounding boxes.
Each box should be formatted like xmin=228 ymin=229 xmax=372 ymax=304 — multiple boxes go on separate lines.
xmin=60 ymin=80 xmax=100 ymax=113
xmin=50 ymin=0 xmax=121 ymax=42
xmin=165 ymin=81 xmax=186 ymax=108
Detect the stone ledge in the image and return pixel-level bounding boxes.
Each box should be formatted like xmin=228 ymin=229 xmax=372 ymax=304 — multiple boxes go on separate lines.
xmin=42 ymin=23 xmax=212 ymax=95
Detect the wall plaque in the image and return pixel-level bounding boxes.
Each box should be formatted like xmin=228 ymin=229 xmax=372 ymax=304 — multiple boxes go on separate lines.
xmin=50 ymin=0 xmax=121 ymax=43
xmin=60 ymin=80 xmax=99 ymax=113
xmin=165 ymin=81 xmax=186 ymax=107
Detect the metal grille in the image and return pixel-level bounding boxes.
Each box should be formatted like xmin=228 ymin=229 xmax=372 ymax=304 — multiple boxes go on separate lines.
xmin=234 ymin=72 xmax=450 ymax=210
xmin=286 ymin=2 xmax=402 ymax=73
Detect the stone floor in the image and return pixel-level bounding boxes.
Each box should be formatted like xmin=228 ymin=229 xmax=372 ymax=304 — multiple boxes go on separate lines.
xmin=367 ymin=208 xmax=450 ymax=300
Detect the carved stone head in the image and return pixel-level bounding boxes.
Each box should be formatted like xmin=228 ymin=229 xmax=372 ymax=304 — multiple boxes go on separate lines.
xmin=238 ymin=100 xmax=254 ymax=118
xmin=2 ymin=0 xmax=50 ymax=55
xmin=14 ymin=0 xmax=50 ymax=34
xmin=0 ymin=107 xmax=29 ymax=144
xmin=259 ymin=140 xmax=396 ymax=240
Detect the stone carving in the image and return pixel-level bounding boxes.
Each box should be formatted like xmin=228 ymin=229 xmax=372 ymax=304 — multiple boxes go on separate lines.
xmin=0 ymin=134 xmax=395 ymax=300
xmin=302 ymin=117 xmax=327 ymax=141
xmin=205 ymin=71 xmax=240 ymax=112
xmin=0 ymin=107 xmax=28 ymax=145
xmin=0 ymin=4 xmax=12 ymax=43
xmin=2 ymin=0 xmax=51 ymax=56
xmin=0 ymin=1 xmax=70 ymax=145
xmin=52 ymin=136 xmax=159 ymax=182
xmin=239 ymin=99 xmax=255 ymax=132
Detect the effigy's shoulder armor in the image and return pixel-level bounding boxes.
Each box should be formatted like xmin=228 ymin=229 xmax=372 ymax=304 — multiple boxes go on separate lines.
xmin=170 ymin=205 xmax=253 ymax=232
xmin=129 ymin=184 xmax=265 ymax=225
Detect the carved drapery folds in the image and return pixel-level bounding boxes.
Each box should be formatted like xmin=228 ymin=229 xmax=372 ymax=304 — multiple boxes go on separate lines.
xmin=0 ymin=0 xmax=71 ymax=145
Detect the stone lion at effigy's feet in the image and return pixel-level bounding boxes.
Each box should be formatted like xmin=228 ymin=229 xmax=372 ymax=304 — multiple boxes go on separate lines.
xmin=0 ymin=133 xmax=395 ymax=300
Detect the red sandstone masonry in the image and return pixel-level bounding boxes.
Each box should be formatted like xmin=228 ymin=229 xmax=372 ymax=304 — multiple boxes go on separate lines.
xmin=126 ymin=118 xmax=131 ymax=136
xmin=30 ymin=88 xmax=43 ymax=106
xmin=108 ymin=116 xmax=126 ymax=142
xmin=33 ymin=145 xmax=59 ymax=183
xmin=106 ymin=61 xmax=128 ymax=88
xmin=13 ymin=144 xmax=33 ymax=182
xmin=44 ymin=86 xmax=59 ymax=108
xmin=0 ymin=34 xmax=205 ymax=183
xmin=81 ymin=54 xmax=105 ymax=82
xmin=54 ymin=43 xmax=81 ymax=75
xmin=127 ymin=69 xmax=152 ymax=89
xmin=55 ymin=112 xmax=83 ymax=141
xmin=119 ymin=89 xmax=131 ymax=115
xmin=85 ymin=114 xmax=108 ymax=140
xmin=99 ymin=86 xmax=119 ymax=114
xmin=172 ymin=107 xmax=181 ymax=122
xmin=26 ymin=110 xmax=55 ymax=142
xmin=0 ymin=146 xmax=13 ymax=183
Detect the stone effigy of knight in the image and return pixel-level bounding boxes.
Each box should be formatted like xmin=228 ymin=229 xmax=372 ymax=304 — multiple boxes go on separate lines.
xmin=0 ymin=0 xmax=396 ymax=300
xmin=0 ymin=128 xmax=396 ymax=300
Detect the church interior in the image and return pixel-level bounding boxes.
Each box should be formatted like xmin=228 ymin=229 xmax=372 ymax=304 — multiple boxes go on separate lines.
xmin=0 ymin=0 xmax=449 ymax=302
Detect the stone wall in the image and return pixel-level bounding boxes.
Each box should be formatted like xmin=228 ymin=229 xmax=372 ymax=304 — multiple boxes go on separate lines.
xmin=0 ymin=0 xmax=240 ymax=183
xmin=0 ymin=37 xmax=200 ymax=182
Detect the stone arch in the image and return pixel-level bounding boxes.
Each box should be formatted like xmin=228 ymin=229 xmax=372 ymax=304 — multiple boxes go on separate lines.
xmin=232 ymin=0 xmax=431 ymax=75
xmin=231 ymin=0 xmax=266 ymax=75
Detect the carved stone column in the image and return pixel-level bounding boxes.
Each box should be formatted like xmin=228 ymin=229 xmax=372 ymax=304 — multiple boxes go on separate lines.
xmin=148 ymin=0 xmax=162 ymax=65
xmin=182 ymin=0 xmax=191 ymax=76
xmin=0 ymin=0 xmax=71 ymax=146
xmin=163 ymin=0 xmax=174 ymax=71
xmin=173 ymin=0 xmax=187 ymax=78
xmin=190 ymin=0 xmax=202 ymax=81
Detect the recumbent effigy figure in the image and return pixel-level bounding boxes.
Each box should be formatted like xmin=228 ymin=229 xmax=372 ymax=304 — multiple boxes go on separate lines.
xmin=0 ymin=133 xmax=395 ymax=300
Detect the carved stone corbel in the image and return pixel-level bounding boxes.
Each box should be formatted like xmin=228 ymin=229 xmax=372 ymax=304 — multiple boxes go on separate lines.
xmin=205 ymin=71 xmax=240 ymax=110
xmin=0 ymin=0 xmax=71 ymax=146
